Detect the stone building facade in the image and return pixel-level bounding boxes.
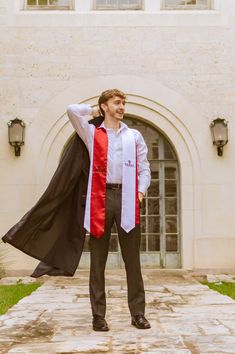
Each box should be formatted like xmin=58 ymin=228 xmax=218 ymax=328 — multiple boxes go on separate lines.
xmin=0 ymin=0 xmax=235 ymax=275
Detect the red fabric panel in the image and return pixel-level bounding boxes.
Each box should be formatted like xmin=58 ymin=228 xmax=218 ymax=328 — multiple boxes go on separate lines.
xmin=90 ymin=128 xmax=108 ymax=238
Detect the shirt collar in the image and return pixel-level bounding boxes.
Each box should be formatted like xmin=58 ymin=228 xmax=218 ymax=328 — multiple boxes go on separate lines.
xmin=99 ymin=121 xmax=128 ymax=133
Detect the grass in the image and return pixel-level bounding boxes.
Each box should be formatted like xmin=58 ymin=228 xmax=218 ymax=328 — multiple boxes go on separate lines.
xmin=201 ymin=281 xmax=235 ymax=300
xmin=0 ymin=244 xmax=7 ymax=279
xmin=0 ymin=282 xmax=42 ymax=315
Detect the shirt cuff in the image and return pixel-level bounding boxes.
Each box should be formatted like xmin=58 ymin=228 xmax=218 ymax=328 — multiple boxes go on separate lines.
xmin=138 ymin=186 xmax=146 ymax=195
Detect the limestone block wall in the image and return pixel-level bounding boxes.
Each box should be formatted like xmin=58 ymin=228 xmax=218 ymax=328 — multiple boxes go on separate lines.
xmin=0 ymin=0 xmax=235 ymax=274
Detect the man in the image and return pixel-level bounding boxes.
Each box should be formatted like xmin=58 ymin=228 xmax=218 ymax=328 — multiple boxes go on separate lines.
xmin=67 ymin=89 xmax=151 ymax=331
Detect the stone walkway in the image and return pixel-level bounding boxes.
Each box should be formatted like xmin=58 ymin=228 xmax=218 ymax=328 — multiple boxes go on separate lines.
xmin=1 ymin=270 xmax=235 ymax=354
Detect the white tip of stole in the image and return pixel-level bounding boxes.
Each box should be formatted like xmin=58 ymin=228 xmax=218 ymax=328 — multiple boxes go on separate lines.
xmin=121 ymin=223 xmax=135 ymax=234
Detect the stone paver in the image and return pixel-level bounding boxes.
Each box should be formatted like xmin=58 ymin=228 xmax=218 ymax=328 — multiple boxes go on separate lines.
xmin=206 ymin=274 xmax=235 ymax=284
xmin=0 ymin=270 xmax=235 ymax=353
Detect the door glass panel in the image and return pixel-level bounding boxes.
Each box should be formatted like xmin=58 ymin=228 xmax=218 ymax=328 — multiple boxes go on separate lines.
xmin=166 ymin=216 xmax=177 ymax=233
xmin=165 ymin=166 xmax=177 ymax=179
xmin=148 ymin=180 xmax=159 ymax=197
xmin=148 ymin=216 xmax=160 ymax=233
xmin=165 ymin=180 xmax=177 ymax=197
xmin=165 ymin=198 xmax=177 ymax=215
xmin=148 ymin=198 xmax=159 ymax=215
xmin=140 ymin=198 xmax=146 ymax=215
xmin=151 ymin=142 xmax=159 ymax=159
xmin=140 ymin=216 xmax=146 ymax=233
xmin=166 ymin=234 xmax=178 ymax=252
xmin=148 ymin=234 xmax=160 ymax=251
xmin=140 ymin=234 xmax=146 ymax=251
xmin=164 ymin=140 xmax=176 ymax=159
xmin=150 ymin=161 xmax=159 ymax=179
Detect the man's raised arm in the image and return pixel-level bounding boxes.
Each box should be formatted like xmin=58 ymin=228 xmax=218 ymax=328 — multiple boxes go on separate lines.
xmin=67 ymin=103 xmax=100 ymax=150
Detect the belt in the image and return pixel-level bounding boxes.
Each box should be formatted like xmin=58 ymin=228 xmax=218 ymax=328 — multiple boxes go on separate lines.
xmin=106 ymin=183 xmax=122 ymax=190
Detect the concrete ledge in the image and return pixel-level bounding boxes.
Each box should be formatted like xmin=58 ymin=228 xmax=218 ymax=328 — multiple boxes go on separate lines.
xmin=7 ymin=11 xmax=223 ymax=27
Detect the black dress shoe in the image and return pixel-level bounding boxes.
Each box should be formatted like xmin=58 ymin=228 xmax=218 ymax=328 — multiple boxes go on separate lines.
xmin=131 ymin=315 xmax=151 ymax=329
xmin=92 ymin=315 xmax=109 ymax=331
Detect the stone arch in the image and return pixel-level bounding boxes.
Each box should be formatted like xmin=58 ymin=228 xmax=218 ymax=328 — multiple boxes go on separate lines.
xmin=30 ymin=75 xmax=206 ymax=269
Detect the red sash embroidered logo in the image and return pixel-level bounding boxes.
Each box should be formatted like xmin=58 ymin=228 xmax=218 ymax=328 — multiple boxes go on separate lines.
xmin=125 ymin=160 xmax=134 ymax=168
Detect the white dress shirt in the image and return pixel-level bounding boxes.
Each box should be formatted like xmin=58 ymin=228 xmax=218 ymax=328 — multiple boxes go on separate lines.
xmin=67 ymin=103 xmax=151 ymax=195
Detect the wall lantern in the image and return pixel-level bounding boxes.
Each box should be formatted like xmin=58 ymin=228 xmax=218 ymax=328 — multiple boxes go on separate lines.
xmin=210 ymin=118 xmax=228 ymax=157
xmin=7 ymin=118 xmax=26 ymax=157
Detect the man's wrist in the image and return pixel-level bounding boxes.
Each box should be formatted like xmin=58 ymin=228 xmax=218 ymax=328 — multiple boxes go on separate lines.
xmin=92 ymin=106 xmax=101 ymax=117
xmin=138 ymin=191 xmax=144 ymax=202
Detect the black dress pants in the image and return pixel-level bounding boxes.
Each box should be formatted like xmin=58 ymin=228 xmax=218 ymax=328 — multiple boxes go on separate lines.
xmin=89 ymin=187 xmax=145 ymax=318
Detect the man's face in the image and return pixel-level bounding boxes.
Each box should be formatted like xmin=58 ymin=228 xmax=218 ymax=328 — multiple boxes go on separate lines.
xmin=102 ymin=95 xmax=126 ymax=121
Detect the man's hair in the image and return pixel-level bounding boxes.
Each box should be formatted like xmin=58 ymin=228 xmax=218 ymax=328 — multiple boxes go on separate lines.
xmin=98 ymin=89 xmax=126 ymax=116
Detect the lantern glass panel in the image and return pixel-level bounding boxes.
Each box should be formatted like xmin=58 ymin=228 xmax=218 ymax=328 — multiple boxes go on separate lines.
xmin=212 ymin=121 xmax=228 ymax=143
xmin=211 ymin=118 xmax=228 ymax=145
xmin=9 ymin=122 xmax=24 ymax=143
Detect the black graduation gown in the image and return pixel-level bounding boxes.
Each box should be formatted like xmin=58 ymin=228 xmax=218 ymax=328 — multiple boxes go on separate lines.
xmin=1 ymin=117 xmax=104 ymax=277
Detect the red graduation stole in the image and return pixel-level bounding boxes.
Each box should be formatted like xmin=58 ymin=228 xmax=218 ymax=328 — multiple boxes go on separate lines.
xmin=90 ymin=128 xmax=108 ymax=237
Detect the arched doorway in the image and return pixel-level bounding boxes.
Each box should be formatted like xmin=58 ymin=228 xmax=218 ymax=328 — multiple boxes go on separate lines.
xmin=36 ymin=75 xmax=201 ymax=270
xmin=71 ymin=114 xmax=180 ymax=269
xmin=126 ymin=115 xmax=180 ymax=268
